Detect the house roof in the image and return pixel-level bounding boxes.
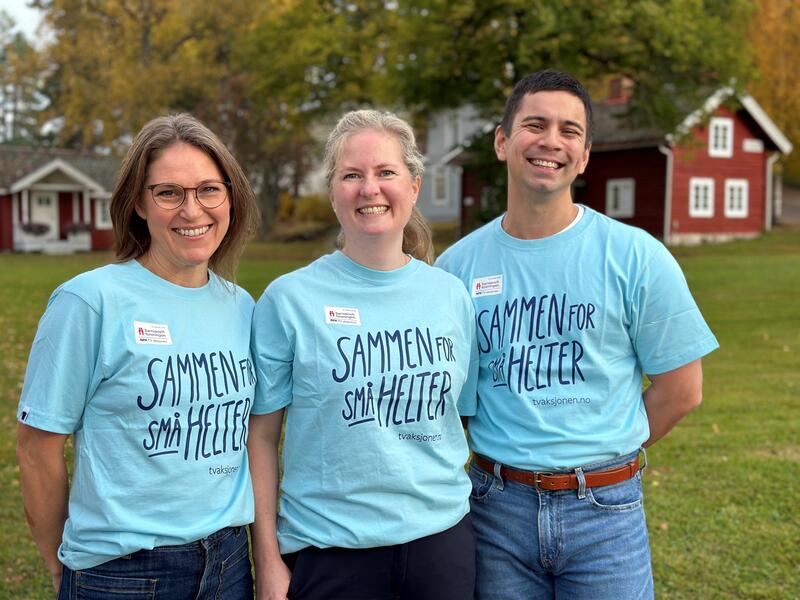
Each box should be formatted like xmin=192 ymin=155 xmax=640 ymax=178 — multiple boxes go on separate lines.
xmin=0 ymin=145 xmax=120 ymax=194
xmin=674 ymin=88 xmax=793 ymax=154
xmin=592 ymin=89 xmax=793 ymax=155
xmin=591 ymin=103 xmax=664 ymax=151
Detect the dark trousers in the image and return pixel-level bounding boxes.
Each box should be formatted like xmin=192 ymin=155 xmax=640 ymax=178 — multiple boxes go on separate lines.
xmin=283 ymin=514 xmax=475 ymax=600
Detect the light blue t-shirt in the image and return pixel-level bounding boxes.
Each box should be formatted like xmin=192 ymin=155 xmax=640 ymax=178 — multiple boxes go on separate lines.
xmin=251 ymin=251 xmax=478 ymax=553
xmin=17 ymin=260 xmax=256 ymax=570
xmin=436 ymin=207 xmax=719 ymax=471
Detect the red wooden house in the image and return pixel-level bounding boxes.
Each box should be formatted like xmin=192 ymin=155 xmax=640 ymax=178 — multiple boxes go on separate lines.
xmin=0 ymin=146 xmax=119 ymax=253
xmin=576 ymin=87 xmax=793 ymax=243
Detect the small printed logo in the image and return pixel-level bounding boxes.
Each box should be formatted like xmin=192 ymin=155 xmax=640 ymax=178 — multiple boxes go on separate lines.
xmin=471 ymin=274 xmax=503 ymax=297
xmin=324 ymin=306 xmax=361 ymax=326
xmin=209 ymin=464 xmax=240 ymax=476
xmin=134 ymin=321 xmax=173 ymax=345
xmin=19 ymin=405 xmax=30 ymax=422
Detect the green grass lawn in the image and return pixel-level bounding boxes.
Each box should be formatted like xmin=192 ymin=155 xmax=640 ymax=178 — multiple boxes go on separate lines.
xmin=1 ymin=229 xmax=798 ymax=599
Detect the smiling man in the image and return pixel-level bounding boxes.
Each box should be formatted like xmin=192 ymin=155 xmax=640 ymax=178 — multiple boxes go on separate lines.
xmin=436 ymin=70 xmax=719 ymax=599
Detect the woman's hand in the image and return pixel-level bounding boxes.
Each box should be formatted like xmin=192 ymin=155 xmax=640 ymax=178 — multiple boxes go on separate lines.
xmin=16 ymin=424 xmax=69 ymax=592
xmin=255 ymin=557 xmax=292 ymax=600
xmin=248 ymin=411 xmax=289 ymax=599
xmin=50 ymin=565 xmax=62 ymax=593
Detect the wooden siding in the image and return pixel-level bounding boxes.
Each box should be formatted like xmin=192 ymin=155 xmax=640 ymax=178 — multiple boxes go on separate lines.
xmin=90 ymin=228 xmax=114 ymax=250
xmin=90 ymin=198 xmax=114 ymax=250
xmin=460 ymin=169 xmax=486 ymax=233
xmin=0 ymin=195 xmax=12 ymax=251
xmin=578 ymin=147 xmax=667 ymax=238
xmin=58 ymin=192 xmax=72 ymax=239
xmin=670 ymin=106 xmax=767 ymax=236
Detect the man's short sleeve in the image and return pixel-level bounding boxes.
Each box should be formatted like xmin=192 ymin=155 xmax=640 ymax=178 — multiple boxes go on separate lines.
xmin=631 ymin=244 xmax=719 ymax=375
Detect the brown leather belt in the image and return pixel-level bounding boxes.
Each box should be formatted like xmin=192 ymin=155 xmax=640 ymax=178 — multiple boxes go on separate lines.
xmin=472 ymin=454 xmax=640 ymax=491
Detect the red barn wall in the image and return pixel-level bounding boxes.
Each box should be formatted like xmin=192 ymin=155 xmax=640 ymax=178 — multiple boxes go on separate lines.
xmin=670 ymin=106 xmax=767 ymax=237
xmin=577 ymin=147 xmax=667 ymax=238
xmin=58 ymin=192 xmax=72 ymax=239
xmin=91 ymin=230 xmax=114 ymax=250
xmin=90 ymin=198 xmax=114 ymax=250
xmin=461 ymin=169 xmax=487 ymax=232
xmin=0 ymin=195 xmax=13 ymax=251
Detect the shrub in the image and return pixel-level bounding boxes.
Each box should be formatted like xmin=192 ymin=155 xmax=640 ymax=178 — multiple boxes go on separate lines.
xmin=268 ymin=220 xmax=336 ymax=242
xmin=294 ymin=195 xmax=337 ymax=225
xmin=276 ymin=192 xmax=294 ymax=221
xmin=20 ymin=222 xmax=50 ymax=236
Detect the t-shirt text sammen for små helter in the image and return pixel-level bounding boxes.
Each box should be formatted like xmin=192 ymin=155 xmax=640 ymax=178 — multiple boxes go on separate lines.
xmin=436 ymin=207 xmax=719 ymax=471
xmin=17 ymin=260 xmax=256 ymax=569
xmin=251 ymin=251 xmax=479 ymax=553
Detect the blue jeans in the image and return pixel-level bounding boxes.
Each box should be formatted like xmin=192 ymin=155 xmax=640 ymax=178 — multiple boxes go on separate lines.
xmin=470 ymin=450 xmax=653 ymax=600
xmin=58 ymin=526 xmax=253 ymax=600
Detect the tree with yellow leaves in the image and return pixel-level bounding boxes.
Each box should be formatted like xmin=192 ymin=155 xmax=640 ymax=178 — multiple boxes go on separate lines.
xmin=749 ymin=0 xmax=800 ymax=182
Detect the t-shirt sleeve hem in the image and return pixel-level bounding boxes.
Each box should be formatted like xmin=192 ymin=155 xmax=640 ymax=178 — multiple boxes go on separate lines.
xmin=642 ymin=337 xmax=720 ymax=375
xmin=250 ymin=396 xmax=292 ymax=415
xmin=17 ymin=411 xmax=75 ymax=434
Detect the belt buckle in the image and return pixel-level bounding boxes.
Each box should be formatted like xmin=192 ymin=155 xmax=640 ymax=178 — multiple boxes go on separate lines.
xmin=533 ymin=471 xmax=554 ymax=488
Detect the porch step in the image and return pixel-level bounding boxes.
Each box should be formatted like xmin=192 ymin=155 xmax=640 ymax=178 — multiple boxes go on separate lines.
xmin=43 ymin=240 xmax=79 ymax=255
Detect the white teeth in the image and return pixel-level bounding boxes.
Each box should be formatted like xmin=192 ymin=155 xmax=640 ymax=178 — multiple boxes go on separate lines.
xmin=358 ymin=206 xmax=389 ymax=215
xmin=529 ymin=159 xmax=560 ymax=169
xmin=175 ymin=225 xmax=211 ymax=237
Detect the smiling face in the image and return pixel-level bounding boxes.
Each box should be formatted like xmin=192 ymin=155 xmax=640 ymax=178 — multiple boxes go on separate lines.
xmin=495 ymin=90 xmax=591 ymax=207
xmin=330 ymin=129 xmax=420 ymax=257
xmin=135 ymin=142 xmax=230 ymax=286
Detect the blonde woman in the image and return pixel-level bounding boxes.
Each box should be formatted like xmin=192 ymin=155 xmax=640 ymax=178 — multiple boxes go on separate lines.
xmin=249 ymin=110 xmax=478 ymax=600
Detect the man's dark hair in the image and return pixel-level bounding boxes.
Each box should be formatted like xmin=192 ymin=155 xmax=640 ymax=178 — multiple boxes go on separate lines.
xmin=500 ymin=69 xmax=593 ymax=147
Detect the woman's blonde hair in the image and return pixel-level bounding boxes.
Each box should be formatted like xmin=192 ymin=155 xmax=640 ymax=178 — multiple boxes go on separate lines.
xmin=323 ymin=109 xmax=433 ymax=264
xmin=110 ymin=113 xmax=259 ymax=283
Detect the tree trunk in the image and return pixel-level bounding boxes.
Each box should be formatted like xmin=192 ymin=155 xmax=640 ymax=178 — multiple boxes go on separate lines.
xmin=256 ymin=173 xmax=280 ymax=240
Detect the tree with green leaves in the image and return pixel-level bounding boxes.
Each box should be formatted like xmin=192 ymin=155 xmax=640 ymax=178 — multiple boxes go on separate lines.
xmin=230 ymin=0 xmax=405 ymax=229
xmin=372 ymin=0 xmax=755 ymax=223
xmin=386 ymin=0 xmax=753 ymax=126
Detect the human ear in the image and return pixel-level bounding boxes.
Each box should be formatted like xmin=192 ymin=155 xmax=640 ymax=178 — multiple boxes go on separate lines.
xmin=579 ymin=142 xmax=591 ymax=174
xmin=494 ymin=126 xmax=508 ymax=161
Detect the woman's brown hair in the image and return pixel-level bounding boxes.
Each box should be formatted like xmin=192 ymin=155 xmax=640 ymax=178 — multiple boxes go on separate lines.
xmin=110 ymin=114 xmax=259 ymax=283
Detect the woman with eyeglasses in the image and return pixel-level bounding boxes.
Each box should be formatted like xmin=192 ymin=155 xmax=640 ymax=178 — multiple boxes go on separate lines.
xmin=16 ymin=114 xmax=259 ymax=599
xmin=248 ymin=110 xmax=479 ymax=600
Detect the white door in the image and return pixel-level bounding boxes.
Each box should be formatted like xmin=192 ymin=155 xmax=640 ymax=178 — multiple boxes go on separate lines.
xmin=30 ymin=191 xmax=59 ymax=240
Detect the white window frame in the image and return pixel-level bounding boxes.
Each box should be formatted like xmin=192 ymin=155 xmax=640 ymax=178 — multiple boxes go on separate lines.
xmin=94 ymin=197 xmax=113 ymax=230
xmin=449 ymin=113 xmax=460 ymax=146
xmin=432 ymin=167 xmax=448 ymax=206
xmin=709 ymin=117 xmax=734 ymax=158
xmin=689 ymin=177 xmax=715 ymax=218
xmin=605 ymin=178 xmax=635 ymax=218
xmin=724 ymin=179 xmax=749 ymax=219
xmin=443 ymin=112 xmax=460 ymax=149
